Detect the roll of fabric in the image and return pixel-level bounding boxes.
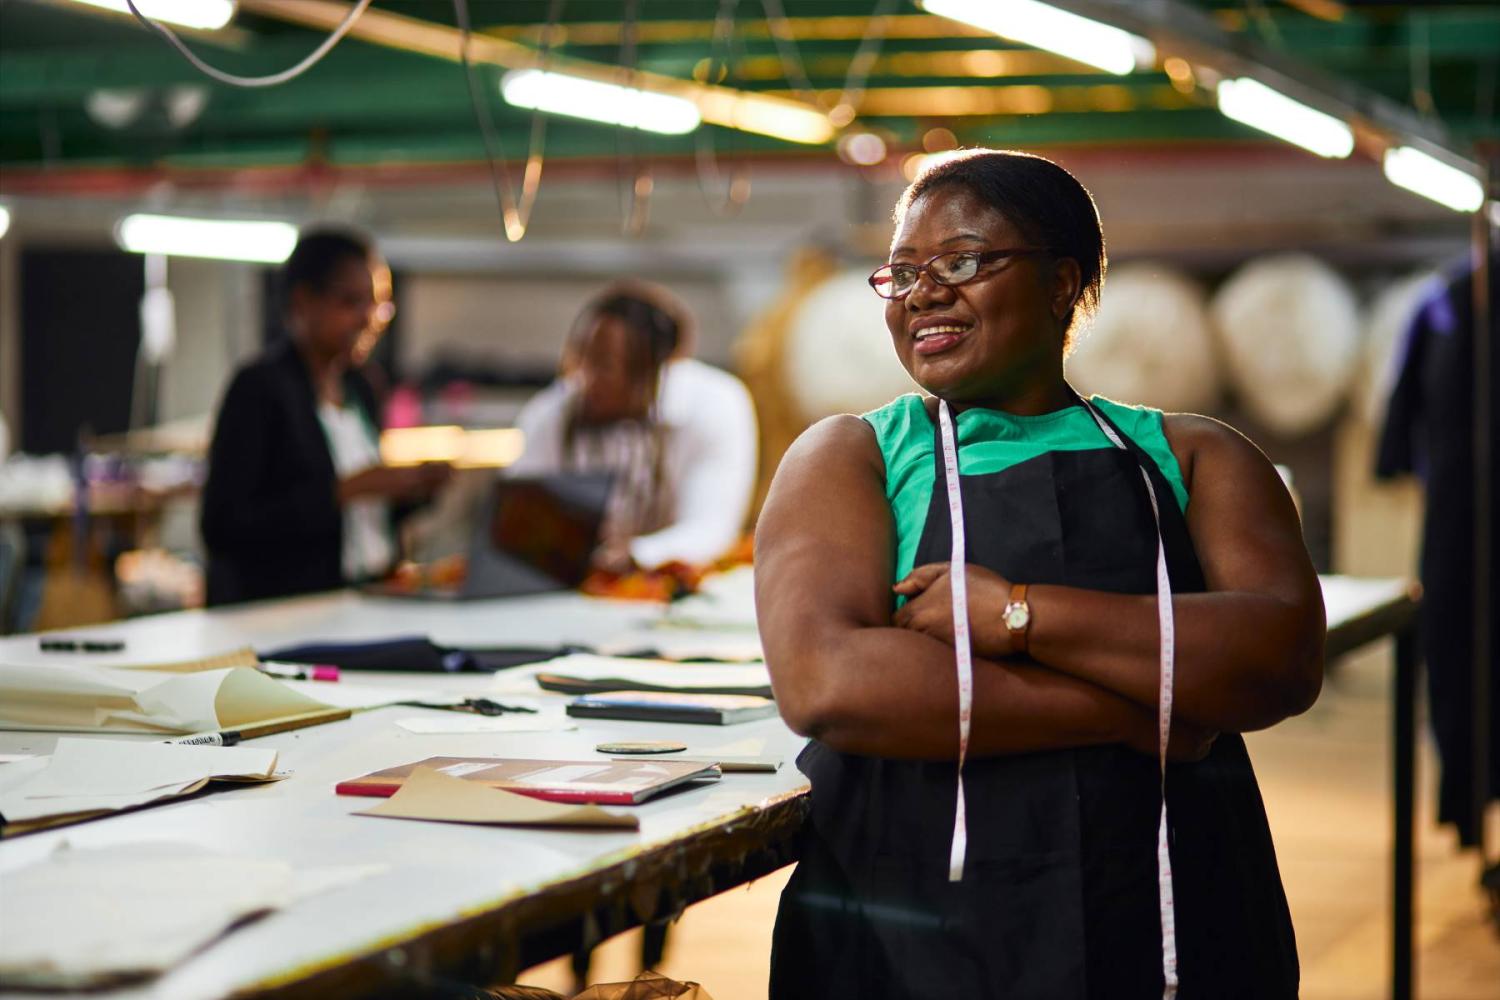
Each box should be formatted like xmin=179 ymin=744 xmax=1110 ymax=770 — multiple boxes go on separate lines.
xmin=782 ymin=269 xmax=918 ymax=419
xmin=1211 ymin=253 xmax=1361 ymax=436
xmin=1065 ymin=262 xmax=1220 ymax=414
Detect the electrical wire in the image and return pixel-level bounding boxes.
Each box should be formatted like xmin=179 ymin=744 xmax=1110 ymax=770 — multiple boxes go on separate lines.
xmin=695 ymin=0 xmax=752 ymax=217
xmin=453 ymin=0 xmax=561 ymax=242
xmin=616 ymin=0 xmax=652 ymax=237
xmin=123 ymin=0 xmax=375 ymax=88
xmin=759 ymin=0 xmax=899 ymax=125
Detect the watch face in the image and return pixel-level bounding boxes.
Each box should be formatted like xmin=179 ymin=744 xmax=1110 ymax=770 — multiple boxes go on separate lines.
xmin=1004 ymin=604 xmax=1030 ymax=630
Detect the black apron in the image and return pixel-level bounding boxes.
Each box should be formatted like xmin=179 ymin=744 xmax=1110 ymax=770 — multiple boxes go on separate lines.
xmin=770 ymin=402 xmax=1299 ymax=1000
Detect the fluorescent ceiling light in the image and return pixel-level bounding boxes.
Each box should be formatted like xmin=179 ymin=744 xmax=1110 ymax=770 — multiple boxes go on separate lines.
xmin=502 ymin=70 xmax=701 ymax=135
xmin=0 ymin=206 xmax=10 ymax=240
xmin=922 ymin=0 xmax=1154 ymax=76
xmin=1383 ymin=146 xmax=1485 ymax=213
xmin=1216 ymin=77 xmax=1354 ymax=159
xmin=116 ymin=214 xmax=298 ymax=263
xmin=69 ymin=0 xmax=236 ymax=31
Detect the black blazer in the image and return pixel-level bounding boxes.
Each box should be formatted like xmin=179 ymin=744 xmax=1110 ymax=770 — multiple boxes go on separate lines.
xmin=201 ymin=340 xmax=390 ymax=606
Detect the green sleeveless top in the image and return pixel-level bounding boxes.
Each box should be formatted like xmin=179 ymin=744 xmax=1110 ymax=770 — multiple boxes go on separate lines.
xmin=862 ymin=393 xmax=1190 ymax=583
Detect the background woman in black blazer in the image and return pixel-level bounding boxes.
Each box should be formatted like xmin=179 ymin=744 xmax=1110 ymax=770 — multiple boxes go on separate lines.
xmin=200 ymin=228 xmax=449 ymax=606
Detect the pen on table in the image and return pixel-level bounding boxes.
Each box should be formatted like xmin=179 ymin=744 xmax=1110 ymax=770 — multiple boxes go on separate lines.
xmin=258 ymin=662 xmax=340 ymax=682
xmin=163 ymin=730 xmax=243 ymax=747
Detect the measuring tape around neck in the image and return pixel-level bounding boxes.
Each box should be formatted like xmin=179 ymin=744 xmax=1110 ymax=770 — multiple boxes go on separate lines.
xmin=936 ymin=396 xmax=1179 ymax=998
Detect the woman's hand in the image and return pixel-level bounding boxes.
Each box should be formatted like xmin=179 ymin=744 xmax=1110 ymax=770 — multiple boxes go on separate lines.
xmin=338 ymin=462 xmax=452 ymax=505
xmin=892 ymin=562 xmax=1015 ymax=658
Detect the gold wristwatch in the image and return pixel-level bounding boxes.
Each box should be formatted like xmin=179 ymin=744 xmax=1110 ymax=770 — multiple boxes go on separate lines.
xmin=1002 ymin=583 xmax=1032 ymax=655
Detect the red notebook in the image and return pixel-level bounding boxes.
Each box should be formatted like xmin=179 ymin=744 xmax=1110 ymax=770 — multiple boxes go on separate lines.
xmin=335 ymin=756 xmax=721 ymax=805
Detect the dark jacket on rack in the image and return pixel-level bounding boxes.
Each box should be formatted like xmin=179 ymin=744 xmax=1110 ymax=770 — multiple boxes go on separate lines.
xmin=201 ymin=339 xmax=394 ymax=607
xmin=1376 ymin=264 xmax=1500 ymax=846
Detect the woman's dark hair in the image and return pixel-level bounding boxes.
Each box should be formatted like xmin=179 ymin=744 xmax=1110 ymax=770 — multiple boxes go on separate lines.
xmin=569 ymin=280 xmax=692 ymax=383
xmin=283 ymin=227 xmax=374 ymax=294
xmin=588 ymin=280 xmax=688 ymax=369
xmin=894 ymin=149 xmax=1106 ymax=346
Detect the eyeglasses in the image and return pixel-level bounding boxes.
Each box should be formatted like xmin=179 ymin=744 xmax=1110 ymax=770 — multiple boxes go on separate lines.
xmin=868 ymin=247 xmax=1045 ymax=300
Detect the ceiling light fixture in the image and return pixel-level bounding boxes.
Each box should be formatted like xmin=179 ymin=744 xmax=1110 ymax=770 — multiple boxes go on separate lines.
xmin=1216 ymin=77 xmax=1354 ymax=158
xmin=70 ymin=0 xmax=236 ymax=31
xmin=1382 ymin=146 xmax=1486 ymax=213
xmin=115 ymin=214 xmax=298 ymax=263
xmin=501 ymin=69 xmax=702 ymax=135
xmin=921 ymin=0 xmax=1155 ymax=76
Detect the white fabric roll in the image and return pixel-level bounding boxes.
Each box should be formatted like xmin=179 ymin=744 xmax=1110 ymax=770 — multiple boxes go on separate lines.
xmin=782 ymin=270 xmax=918 ymax=418
xmin=1211 ymin=254 xmax=1362 ymax=436
xmin=1357 ymin=271 xmax=1439 ymax=425
xmin=1065 ymin=263 xmax=1220 ymax=414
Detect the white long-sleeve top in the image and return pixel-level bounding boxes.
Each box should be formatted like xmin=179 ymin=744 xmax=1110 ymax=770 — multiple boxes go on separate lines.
xmin=508 ymin=359 xmax=758 ymax=568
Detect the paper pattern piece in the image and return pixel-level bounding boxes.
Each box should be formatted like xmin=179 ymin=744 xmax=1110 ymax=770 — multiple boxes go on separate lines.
xmin=597 ymin=633 xmax=765 ymax=663
xmin=0 ymin=662 xmax=333 ymax=734
xmin=0 ymin=841 xmax=376 ymax=989
xmin=516 ymin=653 xmax=772 ymax=696
xmin=357 ymin=766 xmax=639 ymax=829
xmin=0 ymin=738 xmax=280 ymax=827
xmin=395 ymin=715 xmax=576 ymax=735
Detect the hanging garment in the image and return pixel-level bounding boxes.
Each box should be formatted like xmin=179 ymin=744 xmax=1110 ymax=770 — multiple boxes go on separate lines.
xmin=1376 ymin=265 xmax=1500 ymax=846
xmin=770 ymin=394 xmax=1298 ymax=1000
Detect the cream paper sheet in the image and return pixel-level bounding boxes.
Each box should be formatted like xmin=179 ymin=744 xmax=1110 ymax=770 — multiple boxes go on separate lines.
xmin=0 ymin=738 xmax=280 ymax=824
xmin=0 ymin=662 xmax=333 ymax=733
xmin=0 ymin=841 xmax=379 ymax=989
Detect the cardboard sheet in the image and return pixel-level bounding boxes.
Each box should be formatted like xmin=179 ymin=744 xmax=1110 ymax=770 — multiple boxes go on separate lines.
xmin=356 ymin=766 xmax=639 ymax=829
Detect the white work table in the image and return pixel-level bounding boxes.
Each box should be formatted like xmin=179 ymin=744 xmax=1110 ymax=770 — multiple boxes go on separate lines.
xmin=0 ymin=590 xmax=809 ymax=999
xmin=0 ymin=576 xmax=1420 ymax=999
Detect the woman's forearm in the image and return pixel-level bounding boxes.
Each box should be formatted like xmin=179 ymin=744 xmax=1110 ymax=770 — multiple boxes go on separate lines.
xmin=776 ymin=625 xmax=1146 ymax=760
xmin=1025 ymin=584 xmax=1324 ymax=733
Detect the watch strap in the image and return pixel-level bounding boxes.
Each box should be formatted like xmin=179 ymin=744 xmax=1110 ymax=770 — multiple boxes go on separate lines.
xmin=1008 ymin=582 xmax=1031 ymax=655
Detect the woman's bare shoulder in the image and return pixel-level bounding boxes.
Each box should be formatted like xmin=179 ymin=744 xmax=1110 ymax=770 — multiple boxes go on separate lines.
xmin=1160 ymin=412 xmax=1270 ymax=491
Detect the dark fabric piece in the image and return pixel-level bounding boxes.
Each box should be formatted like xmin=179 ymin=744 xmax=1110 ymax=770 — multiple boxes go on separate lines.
xmin=201 ymin=339 xmax=394 ymax=606
xmin=771 ymin=402 xmax=1298 ymax=1000
xmin=1375 ymin=266 xmax=1500 ymax=846
xmin=263 ymin=637 xmax=580 ymax=673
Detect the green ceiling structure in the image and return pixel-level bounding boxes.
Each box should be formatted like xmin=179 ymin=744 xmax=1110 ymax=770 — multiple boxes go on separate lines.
xmin=0 ymin=0 xmax=1495 ymax=174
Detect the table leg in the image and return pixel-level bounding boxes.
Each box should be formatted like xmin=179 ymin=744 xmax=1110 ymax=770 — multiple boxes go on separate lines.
xmin=1393 ymin=628 xmax=1417 ymax=1000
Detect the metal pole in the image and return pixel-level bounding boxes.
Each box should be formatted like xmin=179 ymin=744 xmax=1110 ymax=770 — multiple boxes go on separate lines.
xmin=1394 ymin=628 xmax=1418 ymax=1000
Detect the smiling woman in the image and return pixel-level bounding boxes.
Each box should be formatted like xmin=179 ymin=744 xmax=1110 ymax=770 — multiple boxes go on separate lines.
xmin=755 ymin=149 xmax=1324 ymax=999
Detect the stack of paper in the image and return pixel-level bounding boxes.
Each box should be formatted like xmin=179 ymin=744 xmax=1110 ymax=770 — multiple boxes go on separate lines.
xmin=511 ymin=653 xmax=773 ymax=698
xmin=0 ymin=738 xmax=282 ymax=834
xmin=0 ymin=841 xmax=377 ymax=989
xmin=0 ymin=661 xmax=337 ymax=734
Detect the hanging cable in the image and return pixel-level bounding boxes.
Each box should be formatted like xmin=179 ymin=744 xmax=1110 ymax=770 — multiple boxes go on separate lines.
xmin=759 ymin=0 xmax=898 ymax=127
xmin=453 ymin=0 xmax=561 ymax=242
xmin=123 ymin=0 xmax=375 ymax=88
xmin=696 ymin=0 xmax=752 ymax=217
xmin=616 ymin=0 xmax=653 ymax=237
